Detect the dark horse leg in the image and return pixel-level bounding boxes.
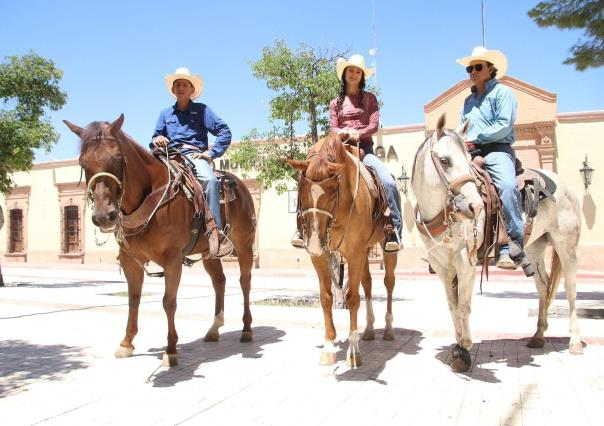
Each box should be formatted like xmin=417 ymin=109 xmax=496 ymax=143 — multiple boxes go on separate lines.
xmin=235 ymin=239 xmax=254 ymax=342
xmin=115 ymin=251 xmax=144 ymax=358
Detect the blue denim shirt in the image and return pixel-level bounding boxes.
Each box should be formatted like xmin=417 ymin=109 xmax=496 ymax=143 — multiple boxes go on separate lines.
xmin=152 ymin=101 xmax=232 ymax=159
xmin=460 ymin=79 xmax=517 ymax=145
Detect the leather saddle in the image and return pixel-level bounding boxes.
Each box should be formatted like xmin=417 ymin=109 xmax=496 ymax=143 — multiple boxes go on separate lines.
xmin=471 ymin=156 xmax=557 ymax=264
xmin=153 ymin=150 xmax=238 ymax=260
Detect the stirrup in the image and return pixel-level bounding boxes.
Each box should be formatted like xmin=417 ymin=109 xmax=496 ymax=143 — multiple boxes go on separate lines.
xmin=214 ymin=233 xmax=234 ymax=258
xmin=291 ymin=231 xmax=304 ymax=248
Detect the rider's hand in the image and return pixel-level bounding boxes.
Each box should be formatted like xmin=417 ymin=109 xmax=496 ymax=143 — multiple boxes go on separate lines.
xmin=190 ymin=152 xmax=213 ymax=162
xmin=338 ymin=128 xmax=360 ymax=143
xmin=153 ymin=136 xmax=169 ymax=148
xmin=465 ymin=140 xmax=477 ymax=151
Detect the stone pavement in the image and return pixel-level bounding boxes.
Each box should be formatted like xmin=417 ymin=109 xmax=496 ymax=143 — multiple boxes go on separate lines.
xmin=1 ymin=262 xmax=603 ymax=425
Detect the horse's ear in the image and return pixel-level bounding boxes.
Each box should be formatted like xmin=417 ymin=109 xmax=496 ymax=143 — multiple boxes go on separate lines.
xmin=286 ymin=159 xmax=309 ymax=172
xmin=327 ymin=162 xmax=345 ymax=174
xmin=63 ymin=120 xmax=84 ymax=137
xmin=109 ymin=113 xmax=125 ymax=136
xmin=455 ymin=119 xmax=471 ymax=140
xmin=436 ymin=113 xmax=446 ymax=139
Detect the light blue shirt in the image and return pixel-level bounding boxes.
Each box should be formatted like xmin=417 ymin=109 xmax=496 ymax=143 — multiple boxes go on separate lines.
xmin=460 ymin=79 xmax=517 ymax=145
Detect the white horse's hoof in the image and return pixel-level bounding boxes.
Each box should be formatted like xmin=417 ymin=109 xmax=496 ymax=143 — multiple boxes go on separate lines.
xmin=114 ymin=346 xmax=134 ymax=358
xmin=383 ymin=329 xmax=395 ymax=341
xmin=204 ymin=332 xmax=220 ymax=342
xmin=527 ymin=336 xmax=545 ymax=348
xmin=362 ymin=329 xmax=375 ymax=340
xmin=569 ymin=341 xmax=584 ymax=355
xmin=162 ymin=353 xmax=178 ymax=367
xmin=240 ymin=330 xmax=253 ymax=342
xmin=320 ymin=352 xmax=336 ymax=366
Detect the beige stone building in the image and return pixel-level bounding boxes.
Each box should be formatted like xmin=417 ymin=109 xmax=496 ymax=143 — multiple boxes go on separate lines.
xmin=2 ymin=77 xmax=603 ymax=269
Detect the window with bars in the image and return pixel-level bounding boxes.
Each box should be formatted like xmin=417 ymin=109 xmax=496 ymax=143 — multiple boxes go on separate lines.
xmin=63 ymin=205 xmax=80 ymax=253
xmin=9 ymin=209 xmax=24 ymax=253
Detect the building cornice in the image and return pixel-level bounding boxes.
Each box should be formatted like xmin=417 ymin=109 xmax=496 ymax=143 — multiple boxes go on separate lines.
xmin=424 ymin=76 xmax=557 ymax=113
xmin=33 ymin=158 xmax=79 ymax=169
xmin=557 ymin=110 xmax=604 ymax=123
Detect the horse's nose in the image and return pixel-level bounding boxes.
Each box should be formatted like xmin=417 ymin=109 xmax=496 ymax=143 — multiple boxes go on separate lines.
xmin=107 ymin=210 xmax=118 ymax=222
xmin=91 ymin=216 xmax=99 ymax=226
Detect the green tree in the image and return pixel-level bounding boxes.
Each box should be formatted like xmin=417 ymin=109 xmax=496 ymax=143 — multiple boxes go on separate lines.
xmin=229 ymin=40 xmax=352 ymax=192
xmin=0 ymin=51 xmax=67 ymax=193
xmin=528 ymin=0 xmax=604 ymax=70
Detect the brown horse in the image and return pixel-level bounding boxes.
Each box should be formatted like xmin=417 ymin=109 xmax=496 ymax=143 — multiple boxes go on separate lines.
xmin=288 ymin=133 xmax=398 ymax=367
xmin=64 ymin=114 xmax=257 ymax=366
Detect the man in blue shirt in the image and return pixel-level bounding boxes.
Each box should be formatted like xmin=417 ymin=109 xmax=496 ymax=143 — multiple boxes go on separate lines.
xmin=152 ymin=67 xmax=233 ymax=257
xmin=458 ymin=47 xmax=533 ymax=276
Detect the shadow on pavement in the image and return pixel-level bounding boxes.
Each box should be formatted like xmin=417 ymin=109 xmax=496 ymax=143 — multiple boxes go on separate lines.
xmin=480 ymin=290 xmax=604 ymax=301
xmin=435 ymin=336 xmax=571 ymax=383
xmin=3 ymin=280 xmax=123 ymax=288
xmin=335 ymin=327 xmax=424 ymax=383
xmin=148 ymin=326 xmax=286 ymax=387
xmin=0 ymin=340 xmax=89 ymax=397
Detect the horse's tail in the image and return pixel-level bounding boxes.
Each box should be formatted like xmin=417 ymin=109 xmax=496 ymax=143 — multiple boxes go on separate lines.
xmin=545 ymin=250 xmax=562 ymax=309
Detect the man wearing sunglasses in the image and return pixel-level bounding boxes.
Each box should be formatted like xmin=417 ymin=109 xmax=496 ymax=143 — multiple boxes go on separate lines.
xmin=457 ymin=46 xmax=533 ymax=276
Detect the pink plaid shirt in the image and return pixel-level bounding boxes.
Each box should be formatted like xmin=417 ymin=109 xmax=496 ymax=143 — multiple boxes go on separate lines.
xmin=329 ymin=91 xmax=380 ymax=144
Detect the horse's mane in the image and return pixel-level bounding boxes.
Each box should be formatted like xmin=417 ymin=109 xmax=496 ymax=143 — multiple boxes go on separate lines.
xmin=305 ymin=134 xmax=344 ymax=181
xmin=411 ymin=129 xmax=466 ymax=186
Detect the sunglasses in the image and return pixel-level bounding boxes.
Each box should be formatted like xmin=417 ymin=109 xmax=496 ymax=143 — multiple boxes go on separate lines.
xmin=466 ymin=64 xmax=486 ymax=73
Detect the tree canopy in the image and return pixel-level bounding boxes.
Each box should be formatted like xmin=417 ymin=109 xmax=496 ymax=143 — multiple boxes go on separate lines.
xmin=229 ymin=40 xmax=352 ymax=193
xmin=528 ymin=0 xmax=604 ymax=70
xmin=0 ymin=51 xmax=67 ymax=193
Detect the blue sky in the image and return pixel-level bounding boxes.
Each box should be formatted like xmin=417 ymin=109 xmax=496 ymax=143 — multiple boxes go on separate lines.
xmin=2 ymin=0 xmax=603 ymax=162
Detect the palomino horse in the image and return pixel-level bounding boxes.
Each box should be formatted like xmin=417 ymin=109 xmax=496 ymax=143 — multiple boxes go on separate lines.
xmin=412 ymin=114 xmax=582 ymax=372
xmin=64 ymin=114 xmax=257 ymax=366
xmin=288 ymin=133 xmax=398 ymax=367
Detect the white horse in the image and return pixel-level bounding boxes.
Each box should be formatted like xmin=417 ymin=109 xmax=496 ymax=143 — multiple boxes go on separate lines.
xmin=412 ymin=114 xmax=583 ymax=372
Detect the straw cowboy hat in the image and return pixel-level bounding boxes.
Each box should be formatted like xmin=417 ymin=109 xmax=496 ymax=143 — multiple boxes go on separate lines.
xmin=164 ymin=67 xmax=204 ymax=99
xmin=456 ymin=46 xmax=508 ymax=78
xmin=336 ymin=54 xmax=375 ymax=81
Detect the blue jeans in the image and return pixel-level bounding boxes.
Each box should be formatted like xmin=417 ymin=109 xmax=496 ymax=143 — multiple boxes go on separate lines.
xmin=362 ymin=153 xmax=402 ymax=236
xmin=183 ymin=152 xmax=223 ymax=231
xmin=482 ymin=144 xmax=524 ymax=252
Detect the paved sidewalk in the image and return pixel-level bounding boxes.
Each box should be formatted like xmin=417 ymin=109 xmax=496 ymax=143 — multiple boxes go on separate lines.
xmin=1 ymin=263 xmax=603 ymax=425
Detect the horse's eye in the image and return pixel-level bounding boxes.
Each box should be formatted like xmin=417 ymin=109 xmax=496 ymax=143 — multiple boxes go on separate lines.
xmin=439 ymin=156 xmax=450 ymax=166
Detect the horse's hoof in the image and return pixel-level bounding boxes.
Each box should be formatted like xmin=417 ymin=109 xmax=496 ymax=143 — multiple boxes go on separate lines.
xmin=569 ymin=341 xmax=584 ymax=355
xmin=240 ymin=331 xmax=253 ymax=343
xmin=362 ymin=330 xmax=375 ymax=341
xmin=527 ymin=336 xmax=545 ymax=348
xmin=114 ymin=346 xmax=134 ymax=358
xmin=450 ymin=357 xmax=471 ymax=372
xmin=204 ymin=332 xmax=220 ymax=342
xmin=162 ymin=353 xmax=178 ymax=367
xmin=320 ymin=352 xmax=337 ymax=366
xmin=346 ymin=352 xmax=362 ymax=368
xmin=382 ymin=330 xmax=395 ymax=341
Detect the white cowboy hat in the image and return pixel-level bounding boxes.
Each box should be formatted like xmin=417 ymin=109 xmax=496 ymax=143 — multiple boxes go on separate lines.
xmin=336 ymin=54 xmax=375 ymax=81
xmin=456 ymin=46 xmax=508 ymax=78
xmin=164 ymin=67 xmax=204 ymax=99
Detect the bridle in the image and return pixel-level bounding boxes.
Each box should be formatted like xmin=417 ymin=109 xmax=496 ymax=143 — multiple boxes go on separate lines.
xmin=297 ymin=172 xmax=341 ymax=251
xmin=427 ymin=130 xmax=476 ymax=205
xmin=81 ymin=131 xmax=128 ymax=239
xmin=417 ymin=130 xmax=480 ymax=284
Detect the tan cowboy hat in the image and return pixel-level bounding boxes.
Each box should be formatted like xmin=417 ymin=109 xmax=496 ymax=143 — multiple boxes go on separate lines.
xmin=164 ymin=67 xmax=204 ymax=99
xmin=456 ymin=46 xmax=508 ymax=78
xmin=336 ymin=54 xmax=375 ymax=81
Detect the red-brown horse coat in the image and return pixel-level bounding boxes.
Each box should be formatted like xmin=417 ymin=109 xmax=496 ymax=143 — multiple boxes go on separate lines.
xmin=288 ymin=133 xmax=397 ymax=367
xmin=65 ymin=114 xmax=256 ymax=366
